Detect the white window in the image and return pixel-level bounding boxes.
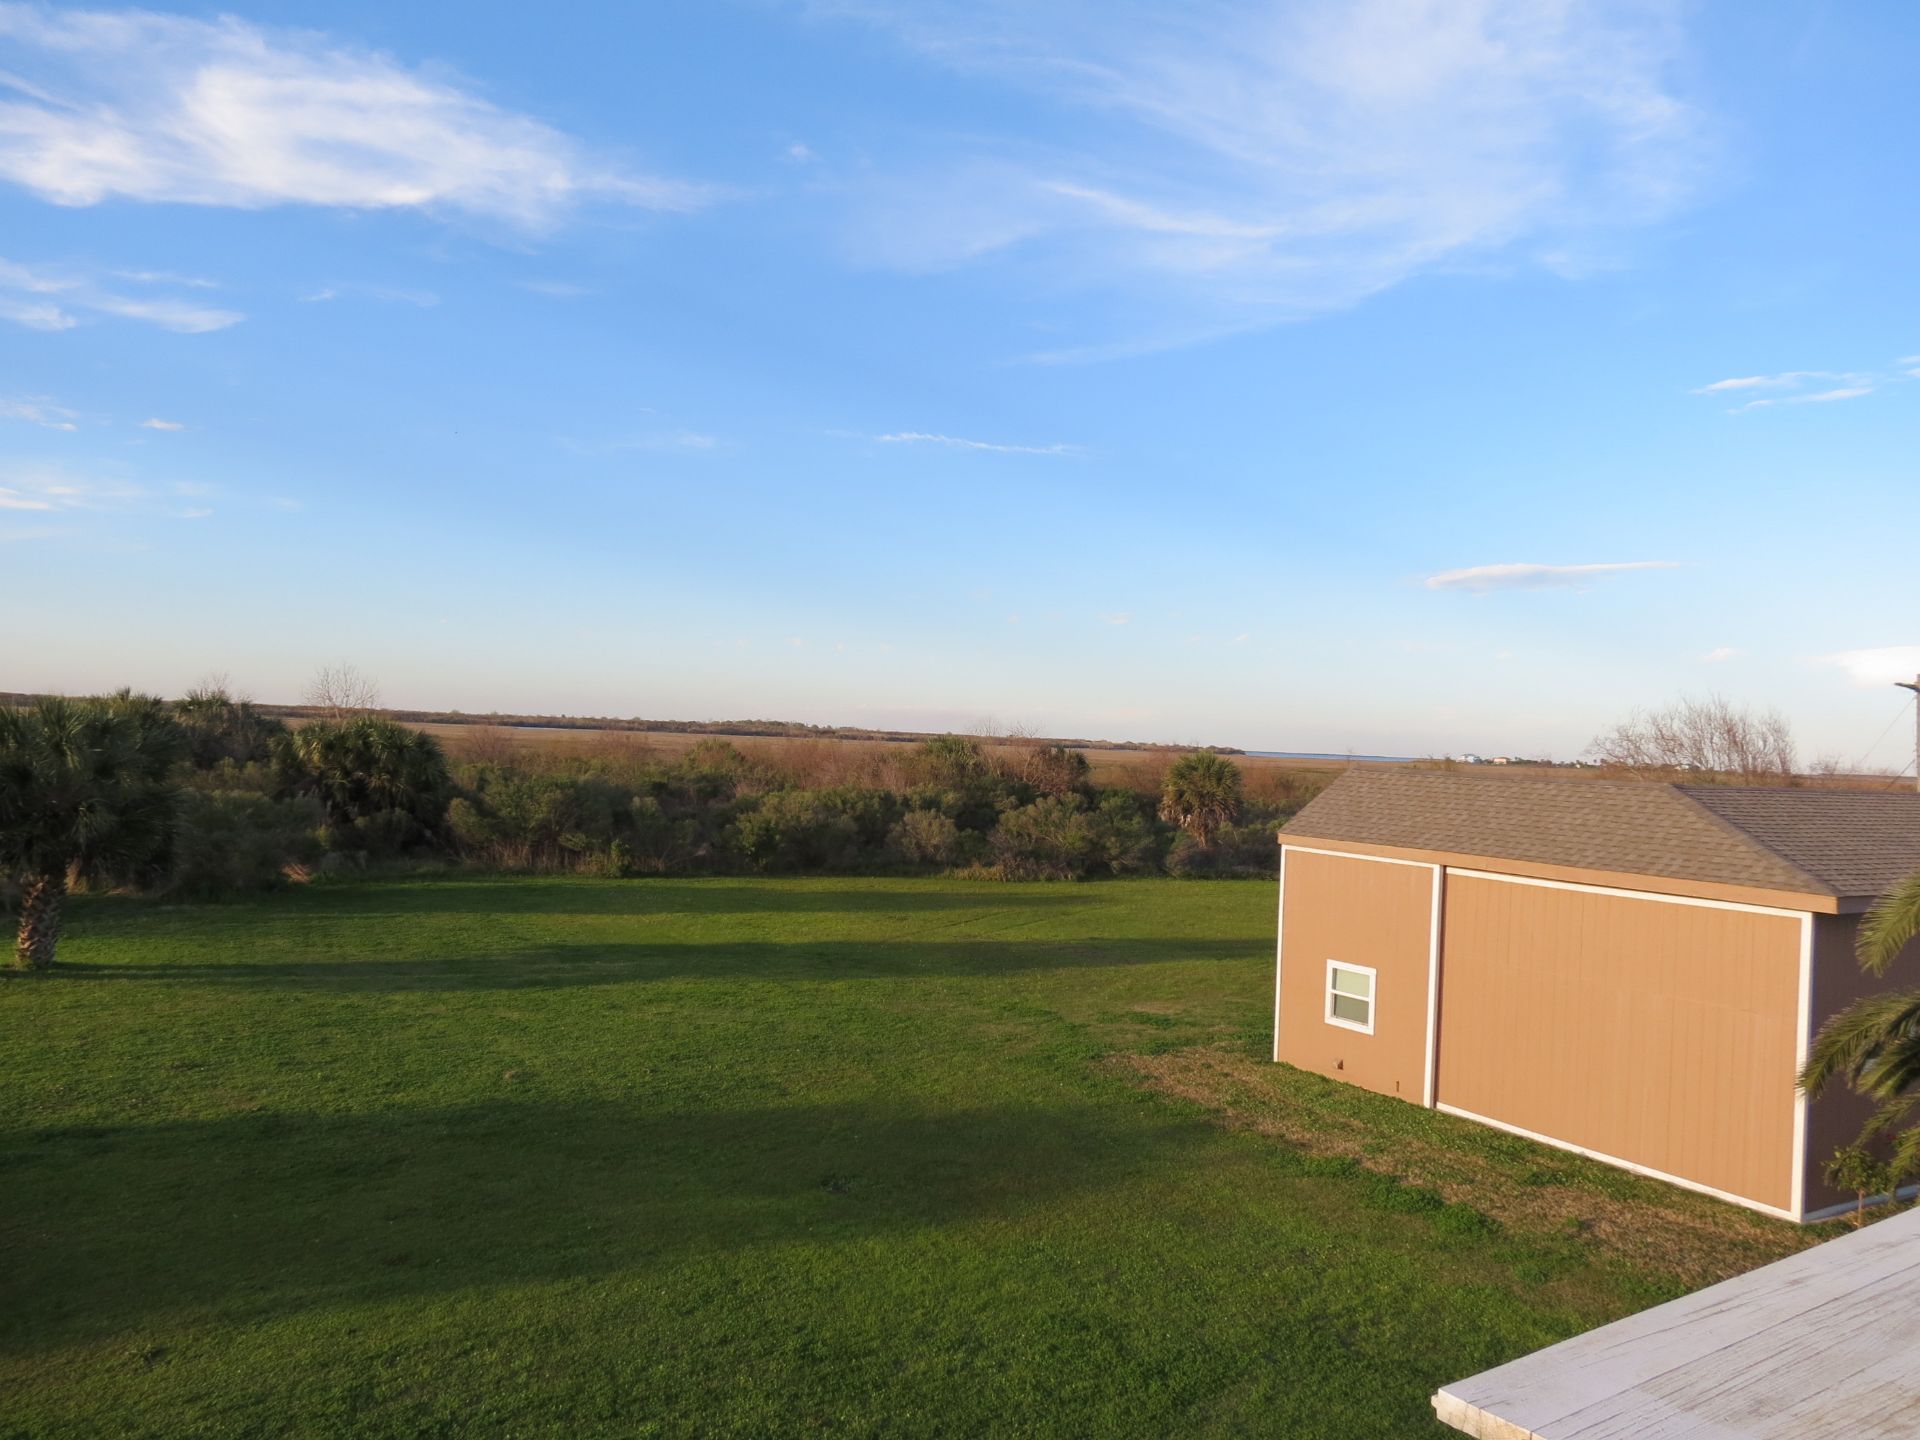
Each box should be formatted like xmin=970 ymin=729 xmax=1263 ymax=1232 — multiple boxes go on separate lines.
xmin=1325 ymin=961 xmax=1375 ymax=1034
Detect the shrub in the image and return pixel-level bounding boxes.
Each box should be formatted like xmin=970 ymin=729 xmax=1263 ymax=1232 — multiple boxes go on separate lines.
xmin=727 ymin=787 xmax=901 ymax=872
xmin=173 ymin=684 xmax=288 ymax=769
xmin=674 ymin=739 xmax=757 ymax=801
xmin=914 ymin=735 xmax=994 ymax=789
xmin=170 ymin=791 xmax=324 ymax=896
xmin=1017 ymin=744 xmax=1091 ymax=798
xmin=1085 ymin=791 xmax=1161 ymax=874
xmin=625 ymin=796 xmax=701 ymax=874
xmin=452 ymin=770 xmax=631 ymax=869
xmin=1824 ymin=1144 xmax=1900 ymax=1226
xmin=888 ymin=809 xmax=969 ymax=868
xmin=1166 ymin=820 xmax=1278 ymax=878
xmin=990 ymin=796 xmax=1097 ymax=880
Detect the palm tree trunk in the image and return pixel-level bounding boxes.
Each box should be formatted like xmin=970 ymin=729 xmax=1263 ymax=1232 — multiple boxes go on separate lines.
xmin=14 ymin=871 xmax=66 ymax=970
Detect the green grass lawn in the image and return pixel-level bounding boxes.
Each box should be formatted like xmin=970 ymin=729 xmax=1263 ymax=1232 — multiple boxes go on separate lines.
xmin=1 ymin=877 xmax=1810 ymax=1438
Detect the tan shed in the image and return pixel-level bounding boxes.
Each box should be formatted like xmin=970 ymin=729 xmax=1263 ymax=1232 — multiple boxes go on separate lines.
xmin=1274 ymin=770 xmax=1920 ymax=1221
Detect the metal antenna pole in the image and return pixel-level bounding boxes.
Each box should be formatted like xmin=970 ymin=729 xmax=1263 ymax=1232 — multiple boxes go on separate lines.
xmin=1899 ymin=676 xmax=1920 ymax=793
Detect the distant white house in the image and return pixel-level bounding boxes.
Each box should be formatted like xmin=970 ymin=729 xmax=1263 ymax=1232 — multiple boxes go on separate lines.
xmin=1448 ymin=753 xmax=1484 ymax=765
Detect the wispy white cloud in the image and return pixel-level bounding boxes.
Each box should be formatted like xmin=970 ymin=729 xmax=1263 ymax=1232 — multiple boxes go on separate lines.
xmin=0 ymin=393 xmax=76 ymax=429
xmin=299 ymin=282 xmax=438 ymax=307
xmin=1692 ymin=356 xmax=1920 ymax=411
xmin=1816 ymin=645 xmax=1920 ymax=689
xmin=875 ymin=431 xmax=1076 ymax=455
xmin=0 ymin=6 xmax=710 ymax=228
xmin=1099 ymin=611 xmax=1132 ymax=626
xmin=826 ymin=1 xmax=1703 ymax=350
xmin=1702 ymin=645 xmax=1742 ymax=663
xmin=112 ymin=267 xmax=217 ymax=288
xmin=140 ymin=417 xmax=184 ymax=431
xmin=1731 ymin=383 xmax=1874 ymax=413
xmin=1425 ymin=560 xmax=1678 ymax=593
xmin=0 ymin=290 xmax=70 ymax=328
xmin=1693 ymin=372 xmax=1822 ymax=393
xmin=0 ymin=463 xmax=141 ymax=511
xmin=0 ymin=254 xmax=242 ymax=331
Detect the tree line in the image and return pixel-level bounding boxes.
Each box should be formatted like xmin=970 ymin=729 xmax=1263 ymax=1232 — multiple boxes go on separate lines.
xmin=0 ymin=686 xmax=1285 ymax=970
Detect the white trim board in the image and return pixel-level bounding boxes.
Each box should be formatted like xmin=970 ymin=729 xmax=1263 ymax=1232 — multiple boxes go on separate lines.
xmin=1436 ymin=1102 xmax=1794 ymax=1222
xmin=1283 ymin=842 xmax=1439 ymax=870
xmin=1792 ymin=912 xmax=1813 ymax=1222
xmin=1271 ymin=844 xmax=1287 ymax=1063
xmin=1423 ymin=865 xmax=1443 ymax=1109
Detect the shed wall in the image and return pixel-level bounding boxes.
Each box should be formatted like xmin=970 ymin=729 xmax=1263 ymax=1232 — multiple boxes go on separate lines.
xmin=1804 ymin=916 xmax=1920 ymax=1216
xmin=1276 ymin=847 xmax=1433 ymax=1104
xmin=1434 ymin=874 xmax=1802 ymax=1213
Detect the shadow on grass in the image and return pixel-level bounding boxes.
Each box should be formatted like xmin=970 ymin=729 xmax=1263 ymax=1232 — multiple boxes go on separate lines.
xmin=55 ymin=936 xmax=1255 ymax=990
xmin=289 ymin=879 xmax=1105 ymax=920
xmin=0 ymin=1094 xmax=1220 ymax=1350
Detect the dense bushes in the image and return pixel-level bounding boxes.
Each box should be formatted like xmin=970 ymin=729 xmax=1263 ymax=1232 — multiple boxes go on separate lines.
xmin=988 ymin=793 xmax=1159 ymax=879
xmin=434 ymin=733 xmax=1295 ymax=882
xmin=7 ymin=697 xmax=1311 ymax=905
xmin=729 ymin=787 xmax=901 ymax=872
xmin=174 ymin=685 xmax=287 ymax=769
xmin=170 ymin=791 xmax=325 ymax=895
xmin=1165 ymin=820 xmax=1279 ymax=878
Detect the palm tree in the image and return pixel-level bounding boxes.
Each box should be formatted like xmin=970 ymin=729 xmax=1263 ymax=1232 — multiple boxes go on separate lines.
xmin=273 ymin=716 xmax=451 ymax=847
xmin=1158 ymin=749 xmax=1243 ymax=848
xmin=1801 ymin=869 xmax=1920 ymax=1181
xmin=0 ymin=693 xmax=184 ymax=969
xmin=174 ymin=681 xmax=287 ymax=768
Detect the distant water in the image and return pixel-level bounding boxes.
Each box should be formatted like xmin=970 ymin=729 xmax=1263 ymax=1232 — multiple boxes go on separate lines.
xmin=1244 ymin=751 xmax=1416 ymax=763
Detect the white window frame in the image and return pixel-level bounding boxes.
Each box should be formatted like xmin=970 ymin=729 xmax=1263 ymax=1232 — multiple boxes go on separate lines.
xmin=1325 ymin=959 xmax=1376 ymax=1035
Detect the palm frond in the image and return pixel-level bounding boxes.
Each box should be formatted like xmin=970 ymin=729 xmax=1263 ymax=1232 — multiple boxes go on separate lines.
xmin=1892 ymin=1124 xmax=1920 ymax=1186
xmin=1801 ymin=987 xmax=1920 ymax=1099
xmin=1859 ymin=870 xmax=1920 ymax=976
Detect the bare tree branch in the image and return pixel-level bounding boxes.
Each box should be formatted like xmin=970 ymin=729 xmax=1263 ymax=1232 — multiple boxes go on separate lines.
xmin=1587 ymin=695 xmax=1796 ymax=783
xmin=304 ymin=664 xmax=382 ymax=721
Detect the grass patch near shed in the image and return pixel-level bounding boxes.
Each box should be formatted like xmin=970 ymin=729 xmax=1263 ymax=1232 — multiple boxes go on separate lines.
xmin=1114 ymin=1044 xmax=1827 ymax=1290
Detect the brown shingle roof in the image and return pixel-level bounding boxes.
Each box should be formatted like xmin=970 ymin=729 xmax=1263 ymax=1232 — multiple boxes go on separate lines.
xmin=1678 ymin=786 xmax=1920 ymax=900
xmin=1282 ymin=769 xmax=1920 ymax=900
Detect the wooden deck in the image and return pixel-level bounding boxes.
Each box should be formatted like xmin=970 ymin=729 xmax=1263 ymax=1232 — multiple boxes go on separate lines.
xmin=1433 ymin=1205 xmax=1920 ymax=1438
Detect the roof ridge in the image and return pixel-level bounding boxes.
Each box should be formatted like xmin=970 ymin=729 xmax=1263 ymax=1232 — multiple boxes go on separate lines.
xmin=1666 ymin=786 xmax=1839 ymax=897
xmin=1282 ymin=768 xmax=1841 ymax=899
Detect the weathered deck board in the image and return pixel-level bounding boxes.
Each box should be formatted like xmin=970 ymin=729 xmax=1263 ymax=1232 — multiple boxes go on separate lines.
xmin=1433 ymin=1204 xmax=1920 ymax=1438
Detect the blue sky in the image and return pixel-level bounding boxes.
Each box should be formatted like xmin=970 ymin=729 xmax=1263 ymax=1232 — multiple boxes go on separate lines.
xmin=2 ymin=1 xmax=1917 ymax=764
